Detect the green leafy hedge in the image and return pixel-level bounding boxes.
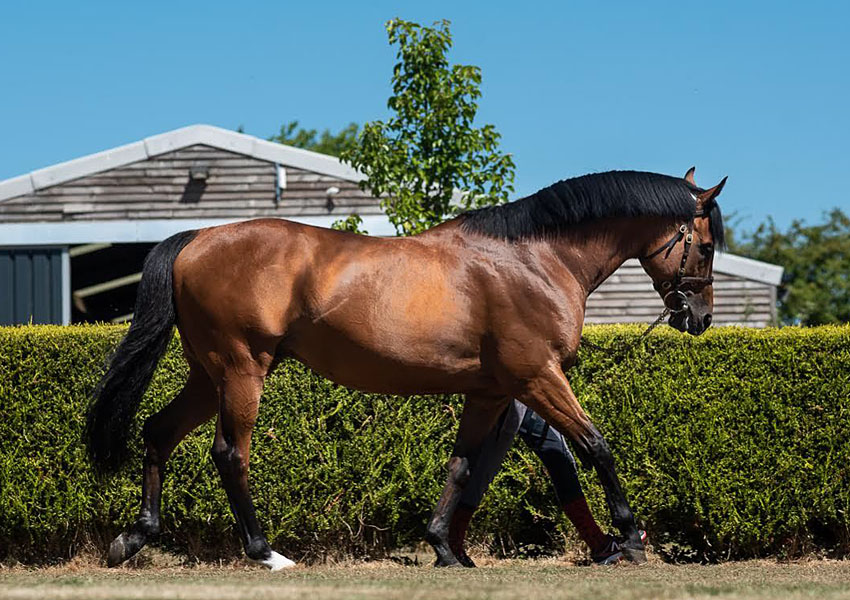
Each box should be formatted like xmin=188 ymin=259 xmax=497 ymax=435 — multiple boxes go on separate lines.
xmin=1 ymin=325 xmax=849 ymax=563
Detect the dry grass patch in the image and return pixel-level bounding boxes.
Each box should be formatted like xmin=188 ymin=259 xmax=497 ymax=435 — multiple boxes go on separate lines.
xmin=2 ymin=558 xmax=850 ymax=600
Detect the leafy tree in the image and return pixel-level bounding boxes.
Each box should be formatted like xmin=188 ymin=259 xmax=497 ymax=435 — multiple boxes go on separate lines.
xmin=270 ymin=121 xmax=359 ymax=158
xmin=342 ymin=19 xmax=515 ymax=236
xmin=329 ymin=213 xmax=367 ymax=235
xmin=729 ymin=208 xmax=850 ymax=325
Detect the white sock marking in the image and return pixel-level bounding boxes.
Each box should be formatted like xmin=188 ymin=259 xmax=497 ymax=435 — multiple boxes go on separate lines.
xmin=258 ymin=550 xmax=296 ymax=571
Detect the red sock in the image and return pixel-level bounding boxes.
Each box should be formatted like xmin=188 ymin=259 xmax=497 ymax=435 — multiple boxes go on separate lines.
xmin=562 ymin=496 xmax=606 ymax=552
xmin=448 ymin=504 xmax=476 ymax=557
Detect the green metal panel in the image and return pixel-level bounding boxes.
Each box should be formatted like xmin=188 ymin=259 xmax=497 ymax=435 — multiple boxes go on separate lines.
xmin=0 ymin=247 xmax=65 ymax=325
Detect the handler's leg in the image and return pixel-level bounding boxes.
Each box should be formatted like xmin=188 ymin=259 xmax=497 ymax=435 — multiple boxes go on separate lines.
xmin=520 ymin=365 xmax=645 ymax=563
xmin=211 ymin=370 xmax=295 ymax=571
xmin=426 ymin=395 xmax=509 ymax=567
xmin=107 ymin=365 xmax=217 ymax=566
xmin=518 ymin=410 xmax=608 ymax=555
xmin=448 ymin=401 xmax=526 ymax=567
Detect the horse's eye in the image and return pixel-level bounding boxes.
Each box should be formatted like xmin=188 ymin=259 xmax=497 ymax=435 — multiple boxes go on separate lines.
xmin=700 ymin=243 xmax=715 ymax=256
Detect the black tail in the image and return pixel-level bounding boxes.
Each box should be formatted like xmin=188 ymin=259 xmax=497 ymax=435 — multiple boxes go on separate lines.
xmin=86 ymin=230 xmax=198 ymax=473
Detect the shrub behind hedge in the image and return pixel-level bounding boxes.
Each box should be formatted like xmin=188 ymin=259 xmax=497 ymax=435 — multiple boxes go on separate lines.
xmin=1 ymin=324 xmax=848 ymax=563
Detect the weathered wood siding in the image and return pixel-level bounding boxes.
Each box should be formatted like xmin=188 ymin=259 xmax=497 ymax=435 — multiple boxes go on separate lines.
xmin=282 ymin=167 xmax=381 ymax=217
xmin=0 ymin=145 xmax=381 ymax=222
xmin=585 ymin=259 xmax=776 ymax=327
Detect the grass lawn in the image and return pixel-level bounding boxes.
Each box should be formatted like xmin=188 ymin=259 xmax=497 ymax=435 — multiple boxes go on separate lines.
xmin=2 ymin=556 xmax=850 ymax=600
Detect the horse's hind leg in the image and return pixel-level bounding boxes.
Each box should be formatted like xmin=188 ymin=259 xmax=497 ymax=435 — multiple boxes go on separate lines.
xmin=426 ymin=395 xmax=509 ymax=567
xmin=108 ymin=364 xmax=217 ymax=566
xmin=210 ymin=369 xmax=295 ymax=570
xmin=520 ymin=364 xmax=646 ymax=563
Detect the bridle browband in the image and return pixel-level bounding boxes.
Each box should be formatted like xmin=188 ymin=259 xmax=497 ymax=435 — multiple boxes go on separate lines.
xmin=580 ymin=198 xmax=716 ymax=357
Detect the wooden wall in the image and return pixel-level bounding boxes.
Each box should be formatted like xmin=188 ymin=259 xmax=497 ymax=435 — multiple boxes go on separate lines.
xmin=586 ymin=259 xmax=777 ymax=327
xmin=0 ymin=145 xmax=381 ymax=222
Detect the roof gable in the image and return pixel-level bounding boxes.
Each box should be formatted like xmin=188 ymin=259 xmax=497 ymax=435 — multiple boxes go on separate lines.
xmin=0 ymin=125 xmax=364 ymax=202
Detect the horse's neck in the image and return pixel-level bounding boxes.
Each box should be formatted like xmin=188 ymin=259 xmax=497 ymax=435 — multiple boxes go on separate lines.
xmin=550 ymin=217 xmax=673 ymax=298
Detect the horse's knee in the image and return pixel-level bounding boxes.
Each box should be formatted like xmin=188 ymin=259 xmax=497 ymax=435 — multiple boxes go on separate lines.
xmin=142 ymin=413 xmax=161 ymax=446
xmin=211 ymin=439 xmax=246 ymax=479
xmin=570 ymin=423 xmax=608 ymax=463
xmin=141 ymin=410 xmax=177 ymax=462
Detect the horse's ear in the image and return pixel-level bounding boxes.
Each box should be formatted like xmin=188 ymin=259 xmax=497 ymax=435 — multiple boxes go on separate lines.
xmin=697 ymin=176 xmax=727 ymax=204
xmin=684 ymin=166 xmax=696 ymax=185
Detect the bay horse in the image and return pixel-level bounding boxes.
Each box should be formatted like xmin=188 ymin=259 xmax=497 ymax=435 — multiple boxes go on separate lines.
xmin=87 ymin=168 xmax=726 ymax=569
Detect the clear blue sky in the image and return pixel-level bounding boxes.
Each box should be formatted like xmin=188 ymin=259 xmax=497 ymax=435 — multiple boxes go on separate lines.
xmin=1 ymin=1 xmax=848 ymax=231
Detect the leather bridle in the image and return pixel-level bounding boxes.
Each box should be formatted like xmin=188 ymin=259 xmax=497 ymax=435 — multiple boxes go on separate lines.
xmin=580 ymin=199 xmax=716 ymax=357
xmin=642 ymin=201 xmax=715 ymax=315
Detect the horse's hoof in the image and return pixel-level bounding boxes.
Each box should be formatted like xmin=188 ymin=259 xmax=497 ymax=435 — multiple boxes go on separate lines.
xmin=434 ymin=559 xmax=465 ymax=568
xmin=257 ymin=551 xmax=296 ymax=571
xmin=433 ymin=551 xmax=464 ymax=568
xmin=621 ymin=544 xmax=647 ymax=564
xmin=107 ymin=531 xmax=146 ymax=567
xmin=456 ymin=551 xmax=476 ymax=568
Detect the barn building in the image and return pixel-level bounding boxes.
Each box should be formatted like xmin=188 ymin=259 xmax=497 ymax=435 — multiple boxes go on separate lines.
xmin=0 ymin=125 xmax=782 ymax=327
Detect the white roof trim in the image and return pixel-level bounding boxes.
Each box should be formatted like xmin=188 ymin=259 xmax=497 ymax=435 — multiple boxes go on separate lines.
xmin=0 ymin=124 xmax=365 ymax=202
xmin=714 ymin=251 xmax=784 ymax=286
xmin=0 ymin=215 xmax=397 ymax=245
xmin=621 ymin=253 xmax=783 ymax=286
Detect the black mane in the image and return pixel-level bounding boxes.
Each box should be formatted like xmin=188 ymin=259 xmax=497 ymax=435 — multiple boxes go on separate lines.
xmin=460 ymin=170 xmax=725 ymax=247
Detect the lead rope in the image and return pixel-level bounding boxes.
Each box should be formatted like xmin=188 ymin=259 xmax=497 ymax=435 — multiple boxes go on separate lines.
xmin=579 ymin=306 xmax=671 ymax=359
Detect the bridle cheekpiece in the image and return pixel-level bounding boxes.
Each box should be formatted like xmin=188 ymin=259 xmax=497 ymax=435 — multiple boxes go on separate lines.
xmin=641 ymin=199 xmax=715 ymax=315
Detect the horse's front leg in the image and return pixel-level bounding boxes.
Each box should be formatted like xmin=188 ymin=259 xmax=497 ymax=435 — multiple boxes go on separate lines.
xmin=426 ymin=395 xmax=509 ymax=567
xmin=520 ymin=363 xmax=646 ymax=563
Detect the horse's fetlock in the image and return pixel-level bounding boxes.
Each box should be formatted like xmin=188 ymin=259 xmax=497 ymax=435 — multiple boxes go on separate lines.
xmin=425 ymin=517 xmax=449 ymax=544
xmin=425 ymin=529 xmax=447 ymax=549
xmin=244 ymin=537 xmax=271 ymax=561
xmin=134 ymin=508 xmax=161 ymax=538
xmin=137 ymin=517 xmax=161 ymax=538
xmin=611 ymin=515 xmax=634 ymax=533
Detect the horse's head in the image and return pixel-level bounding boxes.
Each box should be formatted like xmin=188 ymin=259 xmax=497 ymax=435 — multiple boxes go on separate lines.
xmin=639 ymin=168 xmax=727 ymax=336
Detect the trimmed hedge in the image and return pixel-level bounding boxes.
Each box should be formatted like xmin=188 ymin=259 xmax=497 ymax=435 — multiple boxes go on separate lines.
xmin=1 ymin=324 xmax=849 ymax=563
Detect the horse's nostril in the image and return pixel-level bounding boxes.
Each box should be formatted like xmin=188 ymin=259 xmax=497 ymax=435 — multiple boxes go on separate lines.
xmin=704 ymin=314 xmax=712 ymax=328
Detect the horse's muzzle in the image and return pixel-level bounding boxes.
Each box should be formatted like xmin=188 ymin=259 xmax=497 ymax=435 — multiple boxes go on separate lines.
xmin=669 ymin=306 xmax=712 ymax=336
